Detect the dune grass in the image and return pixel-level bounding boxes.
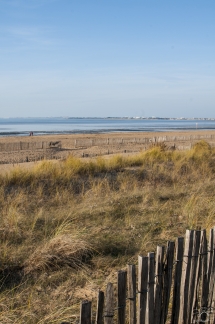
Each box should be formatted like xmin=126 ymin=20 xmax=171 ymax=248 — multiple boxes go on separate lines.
xmin=0 ymin=141 xmax=215 ymax=323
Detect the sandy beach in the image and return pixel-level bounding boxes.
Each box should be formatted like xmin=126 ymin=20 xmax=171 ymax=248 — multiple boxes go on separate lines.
xmin=0 ymin=130 xmax=215 ymax=172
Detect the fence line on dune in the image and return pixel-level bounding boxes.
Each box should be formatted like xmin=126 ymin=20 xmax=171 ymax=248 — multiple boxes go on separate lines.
xmin=74 ymin=134 xmax=215 ymax=148
xmin=0 ymin=141 xmax=62 ymax=152
xmin=1 ymin=135 xmax=215 ymax=164
xmin=0 ymin=135 xmax=215 ymax=153
xmin=0 ymin=141 xmax=46 ymax=152
xmin=79 ymin=227 xmax=215 ymax=324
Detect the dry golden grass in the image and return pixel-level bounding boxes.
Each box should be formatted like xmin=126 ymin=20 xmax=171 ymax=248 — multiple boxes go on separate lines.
xmin=0 ymin=141 xmax=215 ymax=323
xmin=24 ymin=234 xmax=92 ymax=274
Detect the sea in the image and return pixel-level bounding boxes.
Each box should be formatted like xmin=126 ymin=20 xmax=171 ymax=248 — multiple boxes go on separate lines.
xmin=0 ymin=117 xmax=215 ymax=137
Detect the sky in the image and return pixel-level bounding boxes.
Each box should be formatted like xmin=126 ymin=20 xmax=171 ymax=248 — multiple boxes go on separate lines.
xmin=0 ymin=0 xmax=215 ymax=118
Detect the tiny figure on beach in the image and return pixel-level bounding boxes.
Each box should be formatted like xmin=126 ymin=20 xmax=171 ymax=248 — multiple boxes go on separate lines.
xmin=29 ymin=131 xmax=33 ymax=136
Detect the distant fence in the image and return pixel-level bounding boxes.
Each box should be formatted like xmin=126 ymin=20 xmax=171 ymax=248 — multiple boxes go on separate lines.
xmin=0 ymin=141 xmax=61 ymax=152
xmin=79 ymin=227 xmax=215 ymax=324
xmin=1 ymin=135 xmax=215 ymax=152
xmin=74 ymin=134 xmax=215 ymax=148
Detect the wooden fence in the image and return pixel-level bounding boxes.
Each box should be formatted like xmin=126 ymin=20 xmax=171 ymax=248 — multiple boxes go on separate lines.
xmin=1 ymin=134 xmax=215 ymax=152
xmin=0 ymin=141 xmax=61 ymax=152
xmin=74 ymin=134 xmax=215 ymax=148
xmin=79 ymin=228 xmax=215 ymax=324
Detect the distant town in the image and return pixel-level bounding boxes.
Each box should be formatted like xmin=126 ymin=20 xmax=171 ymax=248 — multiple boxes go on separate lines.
xmin=67 ymin=117 xmax=215 ymax=120
xmin=2 ymin=117 xmax=215 ymax=121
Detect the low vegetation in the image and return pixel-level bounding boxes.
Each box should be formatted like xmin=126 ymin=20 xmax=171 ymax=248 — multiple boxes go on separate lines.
xmin=0 ymin=140 xmax=215 ymax=323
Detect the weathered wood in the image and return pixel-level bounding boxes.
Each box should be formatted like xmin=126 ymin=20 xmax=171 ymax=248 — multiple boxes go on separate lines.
xmin=179 ymin=230 xmax=194 ymax=324
xmin=127 ymin=264 xmax=136 ymax=324
xmin=80 ymin=300 xmax=92 ymax=324
xmin=211 ymin=228 xmax=215 ymax=324
xmin=191 ymin=230 xmax=206 ymax=324
xmin=146 ymin=252 xmax=155 ymax=324
xmin=104 ymin=283 xmax=114 ymax=324
xmin=187 ymin=230 xmax=201 ymax=324
xmin=212 ymin=293 xmax=215 ymax=324
xmin=154 ymin=246 xmax=164 ymax=324
xmin=200 ymin=230 xmax=208 ymax=309
xmin=137 ymin=255 xmax=148 ymax=324
xmin=161 ymin=241 xmax=175 ymax=324
xmin=96 ymin=290 xmax=104 ymax=324
xmin=171 ymin=237 xmax=184 ymax=324
xmin=118 ymin=270 xmax=127 ymax=324
xmin=208 ymin=228 xmax=215 ymax=308
xmin=208 ymin=228 xmax=213 ymax=278
xmin=200 ymin=228 xmax=214 ymax=323
xmin=79 ymin=228 xmax=215 ymax=324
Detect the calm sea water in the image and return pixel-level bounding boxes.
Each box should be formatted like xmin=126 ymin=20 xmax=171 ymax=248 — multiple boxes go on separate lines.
xmin=0 ymin=118 xmax=215 ymax=137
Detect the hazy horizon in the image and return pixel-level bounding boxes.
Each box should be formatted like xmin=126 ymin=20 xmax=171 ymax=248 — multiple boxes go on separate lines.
xmin=0 ymin=116 xmax=215 ymax=120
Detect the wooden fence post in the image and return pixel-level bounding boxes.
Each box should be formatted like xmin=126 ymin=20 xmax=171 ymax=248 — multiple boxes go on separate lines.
xmin=171 ymin=237 xmax=184 ymax=324
xmin=178 ymin=230 xmax=194 ymax=324
xmin=191 ymin=230 xmax=205 ymax=324
xmin=187 ymin=230 xmax=201 ymax=323
xmin=211 ymin=228 xmax=215 ymax=324
xmin=96 ymin=290 xmax=104 ymax=324
xmin=208 ymin=228 xmax=215 ymax=309
xmin=200 ymin=230 xmax=208 ymax=311
xmin=154 ymin=246 xmax=164 ymax=324
xmin=146 ymin=252 xmax=155 ymax=324
xmin=118 ymin=270 xmax=127 ymax=324
xmin=199 ymin=228 xmax=214 ymax=324
xmin=137 ymin=256 xmax=148 ymax=324
xmin=161 ymin=241 xmax=175 ymax=324
xmin=80 ymin=300 xmax=91 ymax=324
xmin=127 ymin=264 xmax=136 ymax=324
xmin=104 ymin=283 xmax=114 ymax=324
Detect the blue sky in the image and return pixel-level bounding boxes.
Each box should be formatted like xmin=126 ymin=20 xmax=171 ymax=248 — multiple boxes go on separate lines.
xmin=1 ymin=0 xmax=215 ymax=118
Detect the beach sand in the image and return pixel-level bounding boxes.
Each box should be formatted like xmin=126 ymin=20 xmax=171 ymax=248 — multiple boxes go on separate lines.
xmin=0 ymin=130 xmax=215 ymax=172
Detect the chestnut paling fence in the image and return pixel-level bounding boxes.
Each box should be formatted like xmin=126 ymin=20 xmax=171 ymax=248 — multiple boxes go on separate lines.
xmin=79 ymin=228 xmax=215 ymax=324
xmin=74 ymin=134 xmax=215 ymax=148
xmin=1 ymin=135 xmax=215 ymax=163
xmin=1 ymin=134 xmax=215 ymax=153
xmin=0 ymin=141 xmax=61 ymax=152
xmin=0 ymin=141 xmax=62 ymax=164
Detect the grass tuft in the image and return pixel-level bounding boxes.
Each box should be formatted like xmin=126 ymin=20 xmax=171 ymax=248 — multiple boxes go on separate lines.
xmin=24 ymin=234 xmax=92 ymax=274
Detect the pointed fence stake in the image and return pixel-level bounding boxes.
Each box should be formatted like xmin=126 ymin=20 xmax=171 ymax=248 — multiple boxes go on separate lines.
xmin=171 ymin=237 xmax=184 ymax=324
xmin=137 ymin=256 xmax=148 ymax=324
xmin=118 ymin=270 xmax=127 ymax=324
xmin=80 ymin=300 xmax=92 ymax=324
xmin=104 ymin=283 xmax=114 ymax=324
xmin=161 ymin=241 xmax=175 ymax=324
xmin=154 ymin=246 xmax=165 ymax=324
xmin=96 ymin=290 xmax=104 ymax=324
xmin=178 ymin=230 xmax=194 ymax=324
xmin=128 ymin=264 xmax=136 ymax=324
xmin=146 ymin=252 xmax=155 ymax=324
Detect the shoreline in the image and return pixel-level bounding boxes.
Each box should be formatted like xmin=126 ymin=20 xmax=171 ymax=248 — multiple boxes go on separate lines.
xmin=0 ymin=127 xmax=215 ymax=138
xmin=0 ymin=129 xmax=215 ymax=142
